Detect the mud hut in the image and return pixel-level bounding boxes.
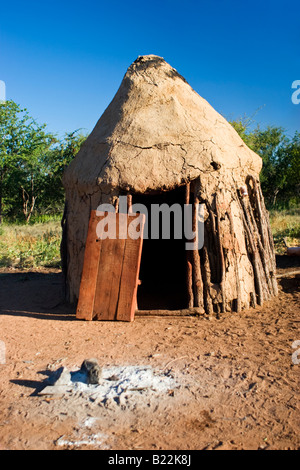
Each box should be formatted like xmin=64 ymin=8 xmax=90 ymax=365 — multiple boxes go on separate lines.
xmin=62 ymin=54 xmax=278 ymax=316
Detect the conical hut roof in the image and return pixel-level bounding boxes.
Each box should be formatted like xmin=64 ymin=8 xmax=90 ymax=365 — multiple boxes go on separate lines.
xmin=63 ymin=55 xmax=262 ymax=195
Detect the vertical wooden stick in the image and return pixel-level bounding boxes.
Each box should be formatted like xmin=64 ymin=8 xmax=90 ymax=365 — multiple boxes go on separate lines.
xmin=185 ymin=183 xmax=194 ymax=308
xmin=187 ymin=261 xmax=194 ymax=308
xmin=191 ymin=195 xmax=203 ymax=308
xmin=247 ymin=177 xmax=277 ymax=298
xmin=201 ymin=244 xmax=214 ymax=316
xmin=227 ymin=207 xmax=242 ymax=313
xmin=256 ymin=180 xmax=278 ymax=296
xmin=205 ymin=201 xmax=220 ymax=280
xmin=245 ymin=196 xmax=271 ymax=301
xmin=114 ymin=197 xmax=119 ymax=213
xmin=127 ymin=193 xmax=133 ymax=214
xmin=239 ymin=197 xmax=264 ymax=305
xmin=247 ymin=198 xmax=273 ymax=298
xmin=215 ymin=194 xmax=226 ymax=313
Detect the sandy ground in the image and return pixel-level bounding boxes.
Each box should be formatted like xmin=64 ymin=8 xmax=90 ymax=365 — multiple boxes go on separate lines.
xmin=0 ymin=255 xmax=299 ymax=451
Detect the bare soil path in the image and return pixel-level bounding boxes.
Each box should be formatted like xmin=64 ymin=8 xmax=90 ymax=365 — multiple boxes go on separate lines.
xmin=0 ymin=255 xmax=299 ymax=450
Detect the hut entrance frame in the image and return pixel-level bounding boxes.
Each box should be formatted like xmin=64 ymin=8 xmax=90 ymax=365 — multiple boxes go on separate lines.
xmin=133 ymin=185 xmax=189 ymax=311
xmin=75 ymin=181 xmax=206 ymax=320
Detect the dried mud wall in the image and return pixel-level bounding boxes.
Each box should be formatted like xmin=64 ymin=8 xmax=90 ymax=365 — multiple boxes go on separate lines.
xmin=62 ymin=166 xmax=278 ymax=314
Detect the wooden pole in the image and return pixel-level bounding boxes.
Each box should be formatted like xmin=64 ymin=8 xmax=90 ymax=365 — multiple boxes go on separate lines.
xmin=239 ymin=196 xmax=264 ymax=305
xmin=191 ymin=195 xmax=203 ymax=308
xmin=205 ymin=197 xmax=226 ymax=313
xmin=114 ymin=197 xmax=119 ymax=213
xmin=227 ymin=206 xmax=242 ymax=313
xmin=247 ymin=175 xmax=277 ymax=297
xmin=255 ymin=179 xmax=278 ymax=296
xmin=215 ymin=194 xmax=226 ymax=313
xmin=201 ymin=243 xmax=214 ymax=316
xmin=185 ymin=183 xmax=194 ymax=308
xmin=247 ymin=198 xmax=273 ymax=298
xmin=205 ymin=201 xmax=220 ymax=280
xmin=127 ymin=193 xmax=133 ymax=214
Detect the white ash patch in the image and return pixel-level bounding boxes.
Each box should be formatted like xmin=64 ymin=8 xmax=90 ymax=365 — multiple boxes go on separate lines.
xmin=40 ymin=364 xmax=178 ymax=406
xmin=55 ymin=432 xmax=109 ymax=449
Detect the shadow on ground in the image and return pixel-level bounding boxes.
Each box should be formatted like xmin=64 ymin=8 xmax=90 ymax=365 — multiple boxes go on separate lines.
xmin=0 ymin=254 xmax=299 ymax=320
xmin=0 ymin=271 xmax=75 ymax=320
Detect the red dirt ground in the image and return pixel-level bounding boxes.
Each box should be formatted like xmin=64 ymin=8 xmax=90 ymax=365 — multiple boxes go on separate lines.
xmin=0 ymin=255 xmax=299 ymax=450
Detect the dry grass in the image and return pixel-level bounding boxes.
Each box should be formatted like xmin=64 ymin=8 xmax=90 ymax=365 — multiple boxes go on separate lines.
xmin=0 ymin=220 xmax=62 ymax=269
xmin=269 ymin=207 xmax=300 ymax=254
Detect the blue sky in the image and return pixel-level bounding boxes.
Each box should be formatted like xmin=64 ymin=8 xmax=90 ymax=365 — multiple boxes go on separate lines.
xmin=1 ymin=0 xmax=299 ymax=139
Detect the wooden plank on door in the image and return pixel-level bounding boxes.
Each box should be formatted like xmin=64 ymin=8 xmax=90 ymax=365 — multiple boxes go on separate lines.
xmin=93 ymin=213 xmax=126 ymax=320
xmin=76 ymin=211 xmax=145 ymax=322
xmin=76 ymin=211 xmax=103 ymax=320
xmin=116 ymin=213 xmax=145 ymax=321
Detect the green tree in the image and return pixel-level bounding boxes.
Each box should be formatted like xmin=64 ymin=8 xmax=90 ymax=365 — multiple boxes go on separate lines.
xmin=230 ymin=117 xmax=300 ymax=208
xmin=0 ymin=100 xmax=55 ymax=222
xmin=0 ymin=100 xmax=86 ymax=222
xmin=40 ymin=130 xmax=87 ymax=213
xmin=275 ymin=131 xmax=300 ymax=206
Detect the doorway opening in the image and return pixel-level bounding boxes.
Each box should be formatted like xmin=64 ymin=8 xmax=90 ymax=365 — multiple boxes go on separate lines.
xmin=133 ymin=186 xmax=188 ymax=310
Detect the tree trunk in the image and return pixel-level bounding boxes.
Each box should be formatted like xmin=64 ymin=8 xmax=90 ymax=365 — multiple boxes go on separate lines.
xmin=21 ymin=176 xmax=37 ymax=223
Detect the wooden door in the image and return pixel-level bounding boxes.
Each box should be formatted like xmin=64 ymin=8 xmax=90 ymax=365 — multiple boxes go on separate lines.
xmin=76 ymin=210 xmax=145 ymax=322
